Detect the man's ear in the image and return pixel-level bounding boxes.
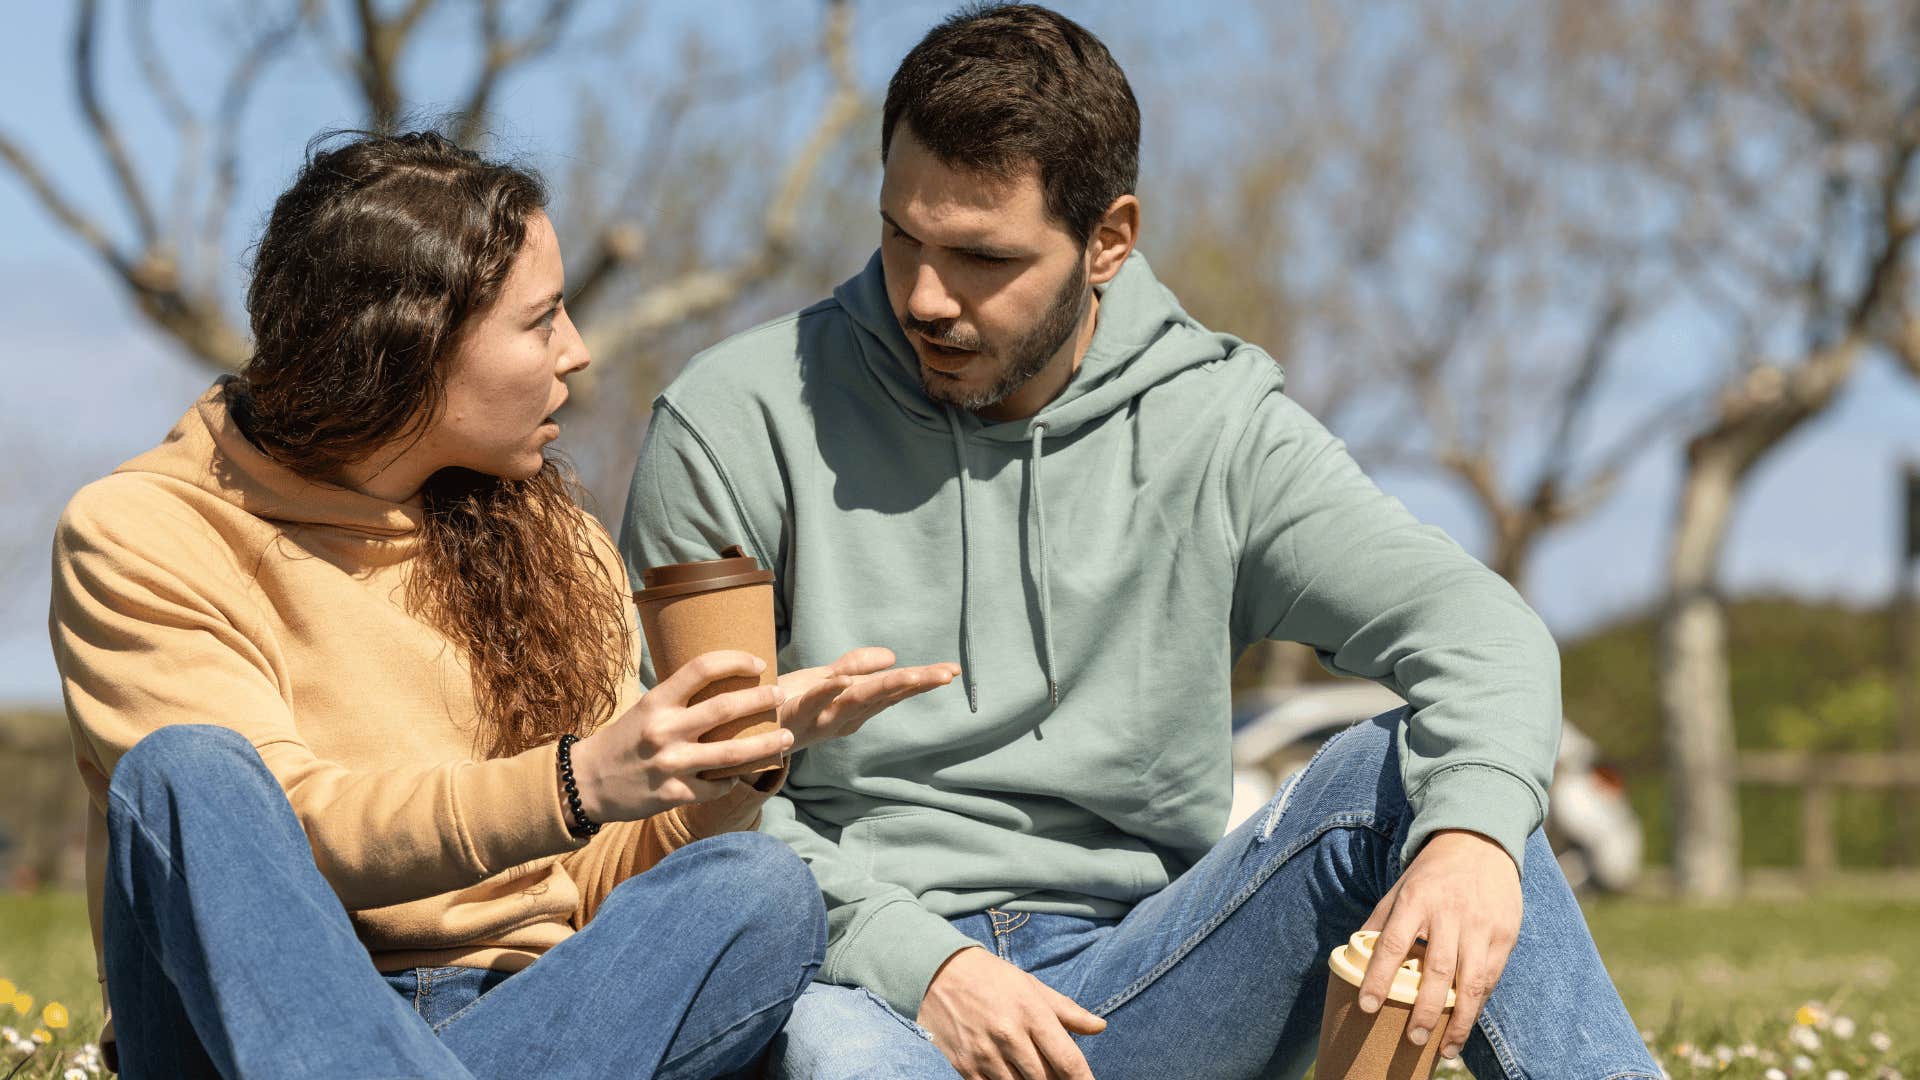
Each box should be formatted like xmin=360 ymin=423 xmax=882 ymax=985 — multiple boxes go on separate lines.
xmin=1087 ymin=194 xmax=1140 ymax=285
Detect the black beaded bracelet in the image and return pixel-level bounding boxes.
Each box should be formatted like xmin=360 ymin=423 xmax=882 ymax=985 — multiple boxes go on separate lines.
xmin=556 ymin=733 xmax=600 ymax=839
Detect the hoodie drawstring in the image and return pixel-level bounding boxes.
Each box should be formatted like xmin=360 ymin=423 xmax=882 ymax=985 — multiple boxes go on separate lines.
xmin=945 ymin=412 xmax=1060 ymax=714
xmin=946 ymin=409 xmax=980 ymax=713
xmin=1028 ymin=423 xmax=1059 ymax=708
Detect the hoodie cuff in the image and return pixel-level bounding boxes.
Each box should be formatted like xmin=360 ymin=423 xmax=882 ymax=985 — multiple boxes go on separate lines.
xmin=449 ymin=742 xmax=582 ymax=876
xmin=1402 ymin=762 xmax=1545 ymax=874
xmin=827 ymin=897 xmax=982 ymax=1020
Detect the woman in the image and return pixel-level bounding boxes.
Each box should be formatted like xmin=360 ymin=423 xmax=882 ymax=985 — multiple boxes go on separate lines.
xmin=49 ymin=131 xmax=957 ymax=1078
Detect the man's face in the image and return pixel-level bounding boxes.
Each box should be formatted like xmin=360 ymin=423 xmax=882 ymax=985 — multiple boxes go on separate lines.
xmin=879 ymin=126 xmax=1092 ymax=418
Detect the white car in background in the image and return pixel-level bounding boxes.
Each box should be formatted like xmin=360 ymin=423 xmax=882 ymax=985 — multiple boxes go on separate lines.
xmin=1228 ymin=682 xmax=1643 ymax=893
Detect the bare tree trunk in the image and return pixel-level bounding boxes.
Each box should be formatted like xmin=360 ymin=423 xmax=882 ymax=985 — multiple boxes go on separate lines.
xmin=1656 ymin=338 xmax=1864 ymax=897
xmin=1893 ymin=475 xmax=1919 ymax=866
xmin=1657 ymin=454 xmax=1744 ymax=899
xmin=1488 ymin=511 xmax=1537 ymax=595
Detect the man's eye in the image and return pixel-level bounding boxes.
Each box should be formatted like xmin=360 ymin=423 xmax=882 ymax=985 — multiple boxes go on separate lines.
xmin=969 ymin=253 xmax=1012 ymax=267
xmin=889 ymin=224 xmax=920 ymax=247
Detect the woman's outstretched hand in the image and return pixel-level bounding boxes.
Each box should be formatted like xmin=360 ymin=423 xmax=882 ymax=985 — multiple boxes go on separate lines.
xmin=777 ymin=647 xmax=960 ymax=752
xmin=569 ymin=650 xmax=793 ymax=823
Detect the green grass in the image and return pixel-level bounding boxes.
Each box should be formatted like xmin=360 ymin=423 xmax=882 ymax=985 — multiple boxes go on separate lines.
xmin=1586 ymin=888 xmax=1919 ymax=1076
xmin=0 ymin=893 xmax=102 ymax=1078
xmin=3 ymin=889 xmax=1916 ymax=1077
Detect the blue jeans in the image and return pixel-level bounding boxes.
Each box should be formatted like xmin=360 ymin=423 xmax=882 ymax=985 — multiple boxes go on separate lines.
xmin=767 ymin=710 xmax=1660 ymax=1079
xmin=103 ymin=724 xmax=827 ymax=1079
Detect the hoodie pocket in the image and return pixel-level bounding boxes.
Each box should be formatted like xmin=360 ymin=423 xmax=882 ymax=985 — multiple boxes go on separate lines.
xmin=839 ymin=807 xmax=1167 ymax=906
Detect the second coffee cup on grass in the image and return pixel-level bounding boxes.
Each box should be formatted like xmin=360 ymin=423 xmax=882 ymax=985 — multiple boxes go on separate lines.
xmin=634 ymin=545 xmax=783 ymax=781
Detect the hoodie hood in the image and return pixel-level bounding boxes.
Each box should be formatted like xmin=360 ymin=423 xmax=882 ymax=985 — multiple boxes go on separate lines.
xmin=831 ymin=248 xmax=1249 ymax=441
xmin=119 ymin=381 xmax=424 ymax=544
xmin=830 ymin=249 xmax=1243 ymax=713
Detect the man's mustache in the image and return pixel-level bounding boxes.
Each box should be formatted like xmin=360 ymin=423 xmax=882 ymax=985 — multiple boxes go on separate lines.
xmin=901 ymin=315 xmax=985 ymax=352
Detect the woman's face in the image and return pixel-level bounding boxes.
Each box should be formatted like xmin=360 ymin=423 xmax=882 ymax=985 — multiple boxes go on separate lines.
xmin=417 ymin=210 xmax=588 ymax=482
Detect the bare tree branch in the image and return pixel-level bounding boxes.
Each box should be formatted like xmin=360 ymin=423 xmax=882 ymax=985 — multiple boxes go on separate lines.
xmin=586 ymin=0 xmax=861 ymax=361
xmin=449 ymin=0 xmax=581 ymax=148
xmin=1528 ymin=289 xmax=1629 ymax=502
xmin=0 ymin=133 xmax=128 ymax=272
xmin=199 ymin=4 xmax=313 ymax=295
xmin=74 ymin=0 xmax=160 ymax=246
xmin=350 ymin=0 xmax=438 ymax=131
xmin=128 ymin=0 xmax=203 ymax=237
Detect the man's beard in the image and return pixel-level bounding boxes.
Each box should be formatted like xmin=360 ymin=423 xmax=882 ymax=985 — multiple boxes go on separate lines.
xmin=905 ymin=260 xmax=1089 ymax=414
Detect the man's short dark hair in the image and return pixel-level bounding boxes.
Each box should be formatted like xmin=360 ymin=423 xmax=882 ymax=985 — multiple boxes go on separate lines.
xmin=882 ymin=3 xmax=1140 ymax=241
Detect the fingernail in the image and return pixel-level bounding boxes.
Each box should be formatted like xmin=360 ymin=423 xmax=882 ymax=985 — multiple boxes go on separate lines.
xmin=1407 ymin=1027 xmax=1428 ymax=1046
xmin=753 ymin=658 xmax=767 ymax=672
xmin=780 ymin=730 xmax=795 ymax=747
xmin=1358 ymin=994 xmax=1380 ymax=1012
xmin=1443 ymin=1044 xmax=1461 ymax=1059
xmin=772 ymin=686 xmax=786 ymax=704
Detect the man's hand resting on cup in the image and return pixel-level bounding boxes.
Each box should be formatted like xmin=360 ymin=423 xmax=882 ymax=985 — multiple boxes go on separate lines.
xmin=919 ymin=946 xmax=1107 ymax=1080
xmin=776 ymin=647 xmax=961 ymax=751
xmin=1358 ymin=828 xmax=1522 ymax=1062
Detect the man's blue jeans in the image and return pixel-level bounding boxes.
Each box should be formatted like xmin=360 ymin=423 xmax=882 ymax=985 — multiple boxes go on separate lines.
xmin=767 ymin=710 xmax=1661 ymax=1079
xmin=103 ymin=724 xmax=827 ymax=1079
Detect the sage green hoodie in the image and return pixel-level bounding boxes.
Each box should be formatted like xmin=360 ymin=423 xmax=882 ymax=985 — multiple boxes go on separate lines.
xmin=619 ymin=250 xmax=1561 ymax=1018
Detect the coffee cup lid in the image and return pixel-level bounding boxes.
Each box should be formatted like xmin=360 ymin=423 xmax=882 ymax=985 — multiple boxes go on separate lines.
xmin=1326 ymin=930 xmax=1456 ymax=1009
xmin=635 ymin=545 xmax=775 ymax=602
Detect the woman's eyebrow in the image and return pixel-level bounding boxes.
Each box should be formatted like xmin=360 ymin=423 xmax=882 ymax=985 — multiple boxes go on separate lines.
xmin=524 ymin=290 xmax=564 ymax=317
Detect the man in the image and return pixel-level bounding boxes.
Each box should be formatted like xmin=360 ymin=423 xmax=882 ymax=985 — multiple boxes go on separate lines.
xmin=620 ymin=5 xmax=1658 ymax=1078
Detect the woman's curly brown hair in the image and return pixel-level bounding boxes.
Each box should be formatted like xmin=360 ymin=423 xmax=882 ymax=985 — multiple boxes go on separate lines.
xmin=227 ymin=130 xmax=630 ymax=758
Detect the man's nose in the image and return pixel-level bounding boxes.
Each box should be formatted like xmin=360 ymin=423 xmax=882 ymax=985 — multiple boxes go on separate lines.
xmin=906 ymin=261 xmax=962 ymax=325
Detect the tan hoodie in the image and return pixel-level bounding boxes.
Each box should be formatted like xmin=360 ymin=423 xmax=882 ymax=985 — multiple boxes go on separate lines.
xmin=50 ymin=384 xmax=780 ymax=1034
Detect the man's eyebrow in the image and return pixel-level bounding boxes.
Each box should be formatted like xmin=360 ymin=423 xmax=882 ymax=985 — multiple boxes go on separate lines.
xmin=523 ymin=290 xmax=564 ymax=317
xmin=879 ymin=210 xmax=1021 ymax=260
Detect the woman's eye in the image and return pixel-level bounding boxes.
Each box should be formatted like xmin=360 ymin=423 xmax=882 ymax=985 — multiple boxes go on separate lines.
xmin=536 ymin=308 xmax=558 ymax=335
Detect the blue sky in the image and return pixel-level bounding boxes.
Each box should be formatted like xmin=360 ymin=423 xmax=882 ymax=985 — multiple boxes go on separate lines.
xmin=2 ymin=1 xmax=1918 ymax=707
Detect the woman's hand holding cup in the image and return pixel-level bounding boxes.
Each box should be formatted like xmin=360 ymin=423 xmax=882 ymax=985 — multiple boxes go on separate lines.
xmin=777 ymin=647 xmax=960 ymax=752
xmin=569 ymin=650 xmax=794 ymax=823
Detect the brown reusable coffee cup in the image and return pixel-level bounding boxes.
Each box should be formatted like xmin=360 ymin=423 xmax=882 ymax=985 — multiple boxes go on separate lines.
xmin=633 ymin=546 xmax=782 ymax=781
xmin=1316 ymin=930 xmax=1456 ymax=1080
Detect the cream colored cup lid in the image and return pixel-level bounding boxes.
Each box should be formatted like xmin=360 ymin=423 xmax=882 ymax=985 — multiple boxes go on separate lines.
xmin=1326 ymin=930 xmax=1457 ymax=1009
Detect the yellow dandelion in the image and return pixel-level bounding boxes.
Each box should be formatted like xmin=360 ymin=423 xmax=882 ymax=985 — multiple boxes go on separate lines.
xmin=0 ymin=979 xmax=13 ymax=1000
xmin=12 ymin=991 xmax=33 ymax=1017
xmin=1795 ymin=1003 xmax=1828 ymax=1027
xmin=30 ymin=1027 xmax=51 ymax=1044
xmin=42 ymin=1001 xmax=68 ymax=1030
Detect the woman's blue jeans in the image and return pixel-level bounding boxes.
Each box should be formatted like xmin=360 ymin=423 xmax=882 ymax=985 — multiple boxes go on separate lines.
xmin=103 ymin=724 xmax=827 ymax=1079
xmin=767 ymin=710 xmax=1662 ymax=1079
